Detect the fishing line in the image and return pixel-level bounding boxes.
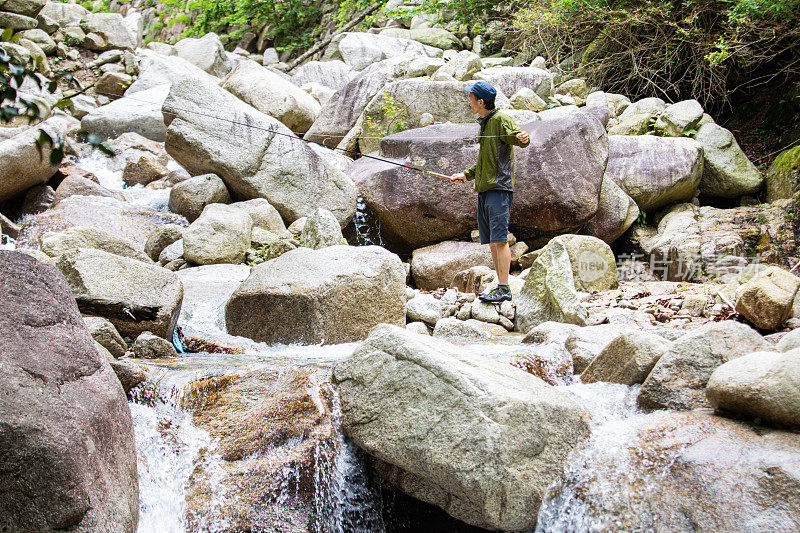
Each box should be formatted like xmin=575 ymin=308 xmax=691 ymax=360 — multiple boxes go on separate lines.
xmin=92 ymin=89 xmax=530 ymax=182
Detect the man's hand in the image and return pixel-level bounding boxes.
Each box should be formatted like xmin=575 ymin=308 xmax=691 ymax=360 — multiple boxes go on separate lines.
xmin=450 ymin=172 xmax=466 ymax=184
xmin=517 ymin=131 xmax=530 ymax=144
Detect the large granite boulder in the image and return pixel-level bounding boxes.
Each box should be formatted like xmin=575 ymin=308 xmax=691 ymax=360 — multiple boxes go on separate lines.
xmin=765 ymin=145 xmax=800 ymax=202
xmin=79 ymin=12 xmax=136 ymax=50
xmin=581 ymin=330 xmax=673 ymax=385
xmin=168 ymin=173 xmax=231 ymax=222
xmin=173 ymin=32 xmax=232 ymax=77
xmin=537 ymin=411 xmax=800 ymax=532
xmin=555 ymin=234 xmax=619 ymax=292
xmin=182 ymin=203 xmax=252 ymax=265
xmin=163 ymin=76 xmax=357 ymax=227
xmin=52 ymin=174 xmax=123 ymax=206
xmin=39 ymin=1 xmax=88 ymax=26
xmin=332 ymin=324 xmax=590 ymax=530
xmin=56 ymin=248 xmax=183 ymax=339
xmin=125 ymin=50 xmax=218 ymax=95
xmin=349 ymin=112 xmax=608 ymax=247
xmin=584 ymin=175 xmax=640 ymax=243
xmin=707 ymin=349 xmax=800 ymax=428
xmin=221 ymin=60 xmax=321 ymax=134
xmin=40 ymin=226 xmax=151 ymax=263
xmin=2 ymin=0 xmax=46 ymax=17
xmin=605 ymin=135 xmax=703 ymax=211
xmin=472 ymin=66 xmax=553 ymax=100
xmin=226 ymin=245 xmax=405 ymax=344
xmin=0 ymin=251 xmax=138 ymax=532
xmin=290 ymin=59 xmax=355 ymax=91
xmin=0 ymin=116 xmax=69 ymax=202
xmin=298 ymin=207 xmax=347 ymax=249
xmin=734 ymin=266 xmax=800 ymax=331
xmin=515 ymin=236 xmax=590 ymax=333
xmin=638 ymin=321 xmax=769 ymax=411
xmin=17 ymin=195 xmax=186 ymax=249
xmin=695 ymin=123 xmax=763 ymax=198
xmin=321 ymin=31 xmax=441 ymax=71
xmin=410 ymin=240 xmax=493 ymax=291
xmin=82 ymin=83 xmax=170 ymax=142
xmin=380 ymin=27 xmax=462 ymax=49
xmin=654 ymin=99 xmax=704 ymax=137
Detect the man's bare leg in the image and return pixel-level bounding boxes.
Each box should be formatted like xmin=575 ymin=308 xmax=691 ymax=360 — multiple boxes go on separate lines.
xmin=489 ymin=242 xmax=511 ymax=286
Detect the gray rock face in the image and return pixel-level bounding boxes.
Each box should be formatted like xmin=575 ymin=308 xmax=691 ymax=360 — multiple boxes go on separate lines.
xmin=1 ymin=0 xmax=45 ymax=17
xmin=350 ymin=112 xmax=608 ymax=247
xmin=168 ymin=174 xmax=231 ymax=222
xmin=695 ymin=123 xmax=763 ymax=198
xmin=565 ymin=324 xmax=635 ymax=373
xmin=537 ymin=410 xmax=800 ymax=532
xmin=618 ymin=96 xmax=666 ymax=122
xmin=605 ymin=135 xmax=703 ymax=211
xmin=410 ymin=240 xmax=493 ymax=291
xmin=557 ymin=234 xmax=619 ymax=292
xmin=585 ymin=175 xmax=640 ymax=243
xmin=735 ymin=266 xmax=800 ymax=331
xmin=79 ymin=12 xmax=136 ymax=50
xmin=332 ymin=324 xmax=590 ymax=530
xmin=581 ymin=331 xmax=673 ymax=385
xmin=226 ymin=245 xmax=406 ymax=344
xmin=473 ymin=66 xmax=553 ymax=100
xmin=228 ymin=198 xmax=286 ymax=231
xmin=126 ymin=50 xmax=218 ymax=95
xmin=322 ymin=31 xmax=442 ymax=71
xmin=638 ymin=321 xmax=769 ymax=410
xmin=380 ymin=27 xmax=462 ymax=49
xmin=82 ymin=83 xmax=170 ymax=142
xmin=405 ymin=293 xmax=443 ymax=326
xmin=18 ymin=195 xmax=185 ymax=249
xmin=39 ymin=1 xmax=87 ymax=27
xmin=0 ymin=251 xmax=138 ymax=532
xmin=56 ymin=248 xmax=183 ymax=339
xmin=654 ymin=99 xmax=704 ymax=137
xmin=84 ymin=316 xmax=127 ymax=358
xmin=290 ymin=59 xmax=354 ymax=91
xmin=707 ymin=349 xmax=800 ymax=428
xmin=41 ymin=226 xmax=151 ymax=263
xmin=20 ymin=28 xmax=55 ymax=53
xmin=0 ymin=10 xmax=36 ymax=29
xmin=221 ymin=60 xmax=320 ymax=134
xmin=432 ymin=317 xmax=508 ymax=340
xmin=51 ymin=175 xmax=113 ymax=209
xmin=163 ymin=76 xmax=357 ymax=227
xmin=132 ymin=331 xmax=177 ymax=359
xmin=173 ymin=32 xmax=232 ymax=77
xmin=299 ymin=207 xmax=347 ymax=249
xmin=182 ymin=203 xmax=252 ymax=265
xmin=0 ymin=117 xmax=68 ymax=202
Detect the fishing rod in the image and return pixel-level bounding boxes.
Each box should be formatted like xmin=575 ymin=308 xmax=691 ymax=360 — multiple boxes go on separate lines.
xmin=93 ymin=90 xmax=471 ymax=182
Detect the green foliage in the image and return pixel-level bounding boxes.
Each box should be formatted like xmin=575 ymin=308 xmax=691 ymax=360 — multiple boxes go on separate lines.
xmin=374 ymin=0 xmax=500 ymax=25
xmin=636 ymin=210 xmax=647 ymax=228
xmin=363 ymin=95 xmax=409 ymax=137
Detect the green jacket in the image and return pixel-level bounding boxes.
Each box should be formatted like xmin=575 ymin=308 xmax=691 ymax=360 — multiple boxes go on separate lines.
xmin=464 ymin=110 xmax=529 ymax=193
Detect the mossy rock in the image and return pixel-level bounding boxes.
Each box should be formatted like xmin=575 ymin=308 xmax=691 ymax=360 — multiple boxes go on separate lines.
xmin=766 ymin=145 xmax=800 ymax=202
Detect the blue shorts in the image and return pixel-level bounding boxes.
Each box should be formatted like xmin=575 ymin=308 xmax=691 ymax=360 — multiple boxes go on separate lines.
xmin=477 ymin=189 xmax=512 ymax=245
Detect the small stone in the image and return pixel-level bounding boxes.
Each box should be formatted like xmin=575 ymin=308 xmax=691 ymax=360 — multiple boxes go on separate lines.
xmin=405 ymin=321 xmax=431 ymax=335
xmin=456 ymin=304 xmax=471 ymax=321
xmin=471 ymin=299 xmax=500 ymax=323
xmin=123 ymin=156 xmax=170 ymax=186
xmin=499 ymin=316 xmax=514 ymax=330
xmin=132 ymin=331 xmax=177 ymax=359
xmin=680 ymin=294 xmax=706 ymax=316
xmin=420 ymin=112 xmax=434 ymax=127
xmin=83 ymin=32 xmax=108 ymax=51
xmin=500 ymin=300 xmax=515 ymax=320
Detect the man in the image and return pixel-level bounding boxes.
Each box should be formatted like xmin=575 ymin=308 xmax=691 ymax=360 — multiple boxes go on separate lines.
xmin=451 ymin=81 xmax=530 ymax=303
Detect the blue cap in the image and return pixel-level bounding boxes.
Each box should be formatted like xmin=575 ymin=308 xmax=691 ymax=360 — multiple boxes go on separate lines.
xmin=464 ymin=81 xmax=497 ymax=103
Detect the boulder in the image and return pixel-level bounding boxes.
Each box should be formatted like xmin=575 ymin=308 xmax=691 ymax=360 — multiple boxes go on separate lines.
xmin=406 ymin=321 xmax=431 ymax=335
xmin=515 ymin=236 xmax=589 ymax=332
xmin=168 ymin=174 xmax=231 ymax=222
xmin=108 ymin=359 xmax=145 ymax=395
xmin=638 ymin=321 xmax=769 ymax=410
xmin=537 ymin=410 xmax=800 ymax=532
xmin=0 ymin=251 xmax=138 ymax=532
xmin=301 ymin=82 xmax=336 ymax=106
xmin=765 ymin=145 xmax=800 ymax=202
xmin=39 ymin=2 xmax=87 ymax=27
xmin=17 ymin=195 xmax=185 ymax=249
xmin=555 ymin=234 xmax=619 ymax=292
xmin=618 ymin=96 xmax=666 ymax=122
xmin=410 ymin=241 xmax=493 ymax=291
xmin=290 ymin=59 xmax=355 ymax=91
xmin=608 ymin=113 xmax=652 ymax=135
xmin=605 ymin=135 xmax=703 ymax=211
xmin=20 ymin=28 xmax=55 ymax=54
xmin=473 ymin=66 xmax=553 ymax=100
xmin=82 ymin=83 xmax=170 ymax=142
xmin=221 ymin=60 xmax=320 ymax=134
xmin=380 ymin=27 xmax=462 ymax=49
xmin=0 ymin=10 xmax=36 ymax=29
xmin=122 ymin=155 xmax=170 ymax=186
xmin=158 ymin=238 xmax=183 ymax=265
xmin=584 ymin=175 xmax=640 ymax=243
xmin=405 ymin=293 xmax=443 ymax=326
xmin=125 ymin=50 xmax=218 ymax=95
xmin=163 ymin=76 xmax=357 ymax=226
xmin=228 ymin=198 xmax=286 ymax=231
xmin=581 ymin=331 xmax=672 ymax=385
xmin=565 ymin=324 xmax=635 ymax=373
xmin=83 ymin=316 xmax=127 ymax=358
xmin=299 ymin=207 xmax=347 ymax=249
xmin=56 ymin=248 xmax=183 ymax=339
xmin=226 ymin=246 xmax=406 ymax=344
xmin=510 ymin=87 xmax=548 ymax=112
xmin=19 ymin=183 xmax=55 ymax=217
xmin=173 ymin=32 xmax=231 ymax=77
xmin=707 ymin=350 xmax=800 ymax=427
xmin=432 ymin=316 xmax=509 ymax=340
xmin=349 ymin=112 xmax=608 ymax=247
xmin=131 ymin=331 xmax=177 ymax=359
xmin=0 ymin=117 xmax=68 ymax=202
xmin=332 ymin=324 xmax=590 ymax=530
xmin=654 ymin=99 xmax=704 ymax=137
xmin=695 ymin=123 xmax=763 ymax=198
xmin=95 ymin=71 xmax=132 ymax=98
xmin=434 ymin=50 xmax=482 ymax=81
xmin=322 ymin=31 xmax=441 ymax=71
xmin=52 ymin=174 xmax=123 ymax=205
xmin=41 ymin=226 xmax=151 ymax=263
xmin=1 ymin=0 xmax=45 ymax=17
xmin=357 ymin=79 xmax=511 ymax=153
xmin=79 ymin=12 xmax=136 ymax=50
xmin=182 ymin=203 xmax=252 ymax=265
xmin=735 ymin=266 xmax=800 ymax=331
